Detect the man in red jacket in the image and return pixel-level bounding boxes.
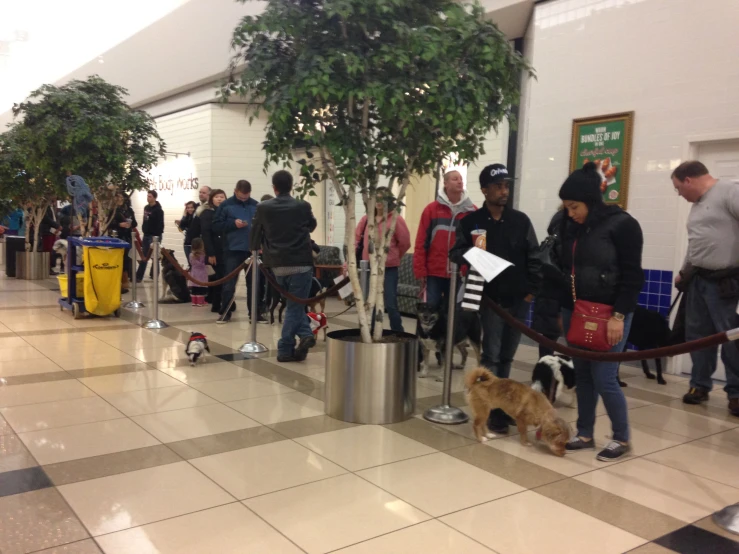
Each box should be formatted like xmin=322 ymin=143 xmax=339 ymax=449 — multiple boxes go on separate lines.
xmin=413 ymin=170 xmax=476 ymax=308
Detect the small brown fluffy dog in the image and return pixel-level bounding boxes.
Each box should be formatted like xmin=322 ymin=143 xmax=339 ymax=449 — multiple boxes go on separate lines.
xmin=465 ymin=367 xmax=571 ymax=457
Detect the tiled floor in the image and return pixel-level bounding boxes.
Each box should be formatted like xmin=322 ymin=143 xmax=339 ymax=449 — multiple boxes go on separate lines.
xmin=0 ymin=274 xmax=738 ymax=554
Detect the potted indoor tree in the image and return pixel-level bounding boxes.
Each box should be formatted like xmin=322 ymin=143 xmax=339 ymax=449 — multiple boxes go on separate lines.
xmin=0 ymin=127 xmax=62 ymax=279
xmin=221 ymin=0 xmax=531 ymax=422
xmin=10 ymin=76 xmax=165 ymax=237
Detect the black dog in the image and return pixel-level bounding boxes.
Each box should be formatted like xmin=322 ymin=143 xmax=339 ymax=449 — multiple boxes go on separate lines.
xmin=532 ymin=355 xmax=577 ymax=407
xmin=622 ymin=306 xmax=671 ymax=385
xmin=185 ymin=332 xmax=210 ymax=366
xmin=416 ymin=302 xmax=482 ymax=378
xmin=160 ymin=249 xmax=190 ymax=303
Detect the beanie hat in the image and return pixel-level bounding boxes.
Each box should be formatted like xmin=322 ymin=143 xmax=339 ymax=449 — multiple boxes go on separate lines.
xmin=558 ymin=162 xmax=603 ymax=205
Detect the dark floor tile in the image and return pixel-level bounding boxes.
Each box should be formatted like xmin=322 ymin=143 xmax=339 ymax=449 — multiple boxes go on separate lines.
xmin=66 ymin=363 xmax=149 ymax=379
xmin=232 ymin=358 xmax=323 ymax=398
xmin=0 ymin=466 xmax=53 ymax=497
xmin=166 ymin=426 xmax=285 ymax=460
xmin=44 ymin=445 xmax=182 ymax=486
xmin=268 ymin=414 xmax=358 ymax=439
xmin=655 ymin=524 xmax=739 ymax=554
xmin=445 ymin=443 xmax=566 ymax=489
xmin=383 ymin=417 xmax=476 ymax=451
xmin=1 ymin=371 xmax=75 ymax=386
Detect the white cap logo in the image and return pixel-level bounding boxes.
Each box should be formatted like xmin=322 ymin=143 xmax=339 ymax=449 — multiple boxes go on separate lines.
xmin=490 ymin=167 xmax=508 ymax=177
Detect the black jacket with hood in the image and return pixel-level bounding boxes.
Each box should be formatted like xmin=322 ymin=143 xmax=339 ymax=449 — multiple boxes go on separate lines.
xmin=558 ymin=204 xmax=644 ymax=315
xmin=450 ymin=205 xmax=543 ymax=307
xmin=142 ymin=201 xmax=164 ymax=236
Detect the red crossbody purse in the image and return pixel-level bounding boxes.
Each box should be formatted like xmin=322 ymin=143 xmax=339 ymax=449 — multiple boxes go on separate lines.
xmin=566 ymin=240 xmax=613 ymax=351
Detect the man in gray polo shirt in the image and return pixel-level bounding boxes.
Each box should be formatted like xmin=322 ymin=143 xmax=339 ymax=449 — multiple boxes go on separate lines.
xmin=673 ymin=161 xmax=739 ymax=417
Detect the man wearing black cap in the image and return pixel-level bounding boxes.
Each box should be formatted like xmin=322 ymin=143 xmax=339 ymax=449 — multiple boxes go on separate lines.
xmin=450 ymin=163 xmax=543 ymax=434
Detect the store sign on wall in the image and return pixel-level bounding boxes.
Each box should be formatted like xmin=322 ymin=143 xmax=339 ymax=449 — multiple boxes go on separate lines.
xmin=144 ymin=157 xmax=199 ymax=196
xmin=569 ymin=111 xmax=634 ymax=209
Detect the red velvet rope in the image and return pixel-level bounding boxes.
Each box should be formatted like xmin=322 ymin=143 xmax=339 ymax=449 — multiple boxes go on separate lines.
xmin=258 ymin=263 xmax=350 ymax=305
xmin=481 ymin=296 xmax=735 ymax=363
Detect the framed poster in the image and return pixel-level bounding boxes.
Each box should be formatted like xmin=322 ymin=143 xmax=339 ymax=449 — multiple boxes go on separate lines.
xmin=569 ymin=111 xmax=634 ymax=209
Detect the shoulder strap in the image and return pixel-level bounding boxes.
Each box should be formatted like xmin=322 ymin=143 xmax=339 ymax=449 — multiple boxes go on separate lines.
xmin=570 ymin=240 xmax=578 ymax=302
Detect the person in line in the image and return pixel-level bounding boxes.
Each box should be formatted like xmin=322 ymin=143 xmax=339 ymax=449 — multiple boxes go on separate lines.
xmin=557 ymin=162 xmax=644 ymax=461
xmin=672 ymin=161 xmax=739 ymax=417
xmin=414 ymin=169 xmax=476 ymax=308
xmin=109 ymin=193 xmax=137 ymax=291
xmin=1 ymin=207 xmax=24 ymax=236
xmin=355 ymin=187 xmax=411 ymax=333
xmin=213 ymin=180 xmax=265 ymax=324
xmin=39 ymin=201 xmax=62 ymax=275
xmin=188 ymin=238 xmax=208 ymax=307
xmin=532 ymin=206 xmax=568 ymax=358
xmin=183 ymin=186 xmax=212 ymax=244
xmin=450 ymin=163 xmax=543 ymax=434
xmin=200 ymin=189 xmax=227 ymax=313
xmin=250 ymin=170 xmax=318 ymax=362
xmin=135 ymin=190 xmax=164 ymax=283
xmin=176 ymin=201 xmax=197 ymax=262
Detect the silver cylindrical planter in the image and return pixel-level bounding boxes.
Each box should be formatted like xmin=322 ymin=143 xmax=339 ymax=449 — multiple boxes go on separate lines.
xmin=325 ymin=329 xmax=417 ymax=424
xmin=15 ymin=252 xmax=51 ymax=280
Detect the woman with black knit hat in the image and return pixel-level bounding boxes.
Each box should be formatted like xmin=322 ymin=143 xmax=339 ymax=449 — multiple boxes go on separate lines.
xmin=557 ymin=162 xmax=644 ymax=462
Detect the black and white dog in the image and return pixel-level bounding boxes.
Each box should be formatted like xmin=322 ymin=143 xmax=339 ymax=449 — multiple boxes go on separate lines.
xmin=160 ymin=249 xmax=190 ymax=303
xmin=416 ymin=302 xmax=482 ymax=378
xmin=531 ymin=354 xmax=577 ymax=407
xmin=185 ymin=332 xmax=210 ymax=366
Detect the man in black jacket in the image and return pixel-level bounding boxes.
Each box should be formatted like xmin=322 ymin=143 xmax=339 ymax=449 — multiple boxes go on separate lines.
xmin=250 ymin=170 xmax=317 ymax=363
xmin=451 ymin=164 xmax=543 ymax=434
xmin=136 ymin=190 xmax=165 ymax=282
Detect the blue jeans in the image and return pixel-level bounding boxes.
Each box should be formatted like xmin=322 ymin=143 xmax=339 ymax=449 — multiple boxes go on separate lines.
xmin=380 ymin=267 xmax=404 ymax=333
xmin=426 ymin=276 xmax=450 ymax=309
xmin=277 ymin=270 xmax=314 ymax=357
xmin=135 ymin=235 xmax=160 ymax=281
xmin=562 ymin=309 xmax=633 ymax=443
xmin=687 ymin=276 xmax=739 ymax=398
xmin=480 ymin=299 xmax=530 ymax=379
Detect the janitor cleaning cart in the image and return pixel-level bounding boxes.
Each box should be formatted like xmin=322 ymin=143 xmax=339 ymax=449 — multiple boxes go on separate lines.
xmin=58 ymin=236 xmax=129 ymax=319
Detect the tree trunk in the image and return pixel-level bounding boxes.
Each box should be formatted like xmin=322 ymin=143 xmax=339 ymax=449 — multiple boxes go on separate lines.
xmin=341 ymin=185 xmax=372 ymax=343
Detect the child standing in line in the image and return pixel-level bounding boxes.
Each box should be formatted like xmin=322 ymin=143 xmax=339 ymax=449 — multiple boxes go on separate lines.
xmin=188 ymin=238 xmax=208 ymax=306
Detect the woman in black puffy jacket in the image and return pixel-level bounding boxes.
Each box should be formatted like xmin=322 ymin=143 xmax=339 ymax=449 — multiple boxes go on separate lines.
xmin=200 ymin=189 xmax=227 ymax=313
xmin=557 ymin=162 xmax=644 ymax=463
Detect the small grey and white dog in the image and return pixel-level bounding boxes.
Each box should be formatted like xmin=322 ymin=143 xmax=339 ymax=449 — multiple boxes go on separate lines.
xmin=52 ymin=239 xmax=82 ymax=271
xmin=185 ymin=332 xmax=210 ymax=366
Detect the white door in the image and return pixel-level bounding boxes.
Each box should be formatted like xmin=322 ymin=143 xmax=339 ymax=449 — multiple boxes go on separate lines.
xmin=673 ymin=139 xmax=739 ymax=382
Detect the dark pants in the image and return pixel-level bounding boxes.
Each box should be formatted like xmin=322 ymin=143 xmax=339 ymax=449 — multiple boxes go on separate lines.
xmin=136 ymin=235 xmax=160 ymax=281
xmin=373 ymin=267 xmax=404 ymax=333
xmin=687 ymin=276 xmax=739 ymax=398
xmin=184 ymin=245 xmax=192 ymax=266
xmin=220 ymin=251 xmax=264 ymax=316
xmin=563 ymin=309 xmax=633 ymax=443
xmin=276 ymin=270 xmax=314 ymax=357
xmin=480 ymin=298 xmax=529 ymax=429
xmin=207 ymin=261 xmax=225 ymax=312
xmin=426 ymin=276 xmax=450 ymax=309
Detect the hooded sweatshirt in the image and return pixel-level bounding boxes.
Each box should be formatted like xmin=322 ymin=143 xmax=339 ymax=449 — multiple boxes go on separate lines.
xmin=413 ymin=189 xmax=476 ymax=279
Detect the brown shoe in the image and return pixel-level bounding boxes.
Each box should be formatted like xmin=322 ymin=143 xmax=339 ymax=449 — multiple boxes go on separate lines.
xmin=729 ymin=398 xmax=739 ymax=417
xmin=682 ymin=387 xmax=710 ymax=405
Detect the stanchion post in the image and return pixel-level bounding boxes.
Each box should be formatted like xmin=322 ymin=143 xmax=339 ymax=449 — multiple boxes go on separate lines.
xmin=124 ymin=235 xmax=145 ymax=309
xmin=713 ymin=503 xmax=739 ymax=535
xmin=239 ymin=254 xmax=268 ymax=355
xmin=360 ymin=260 xmax=370 ymax=301
xmin=423 ymin=262 xmax=469 ymax=424
xmin=143 ymin=237 xmax=168 ymax=329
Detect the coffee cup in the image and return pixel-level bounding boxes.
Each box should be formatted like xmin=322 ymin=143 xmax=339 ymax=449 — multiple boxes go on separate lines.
xmin=471 ymin=229 xmax=487 ymax=249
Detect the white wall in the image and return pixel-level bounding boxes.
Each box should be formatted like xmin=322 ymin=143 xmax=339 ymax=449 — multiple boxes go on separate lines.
xmin=131 ymin=104 xmax=211 ymax=264
xmin=131 ymin=103 xmax=325 ymax=265
xmin=518 ymin=0 xmax=739 ymax=272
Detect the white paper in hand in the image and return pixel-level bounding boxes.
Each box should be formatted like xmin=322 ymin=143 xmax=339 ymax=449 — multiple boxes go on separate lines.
xmin=334 ymin=275 xmax=353 ymax=299
xmin=463 ymin=247 xmax=513 ymax=282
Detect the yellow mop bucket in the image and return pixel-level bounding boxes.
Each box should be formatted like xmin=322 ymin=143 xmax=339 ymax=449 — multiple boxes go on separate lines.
xmin=83 ymin=246 xmax=124 ymax=316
